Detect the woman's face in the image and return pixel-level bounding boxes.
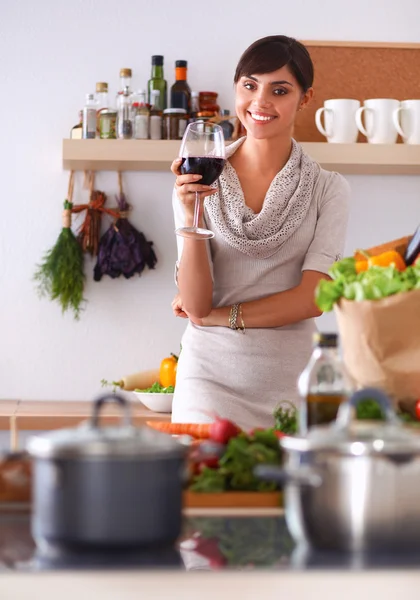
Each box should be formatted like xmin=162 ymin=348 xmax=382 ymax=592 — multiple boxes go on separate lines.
xmin=235 ymin=65 xmax=312 ymax=140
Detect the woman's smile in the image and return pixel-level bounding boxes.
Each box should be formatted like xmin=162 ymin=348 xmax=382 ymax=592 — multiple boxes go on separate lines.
xmin=247 ymin=110 xmax=278 ymax=124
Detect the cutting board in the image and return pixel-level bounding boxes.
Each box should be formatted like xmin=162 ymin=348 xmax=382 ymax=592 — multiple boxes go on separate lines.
xmin=183 ymin=490 xmax=283 ymax=509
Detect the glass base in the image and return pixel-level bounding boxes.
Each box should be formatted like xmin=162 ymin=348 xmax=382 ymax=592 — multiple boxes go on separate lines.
xmin=175 ymin=227 xmax=215 ymax=240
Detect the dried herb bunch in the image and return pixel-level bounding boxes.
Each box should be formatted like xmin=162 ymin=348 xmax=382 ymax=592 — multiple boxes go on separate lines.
xmin=93 ymin=174 xmax=157 ymax=280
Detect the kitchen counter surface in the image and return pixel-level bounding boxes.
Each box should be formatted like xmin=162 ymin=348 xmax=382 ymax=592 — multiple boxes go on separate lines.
xmin=1 ymin=505 xmax=420 ymax=598
xmin=0 ymin=399 xmax=170 ymax=433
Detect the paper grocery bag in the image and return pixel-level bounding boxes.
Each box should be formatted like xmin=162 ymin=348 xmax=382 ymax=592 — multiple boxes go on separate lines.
xmin=334 ymin=288 xmax=420 ymax=402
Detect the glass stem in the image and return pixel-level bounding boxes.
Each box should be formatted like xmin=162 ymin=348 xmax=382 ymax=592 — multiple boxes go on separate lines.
xmin=193 ymin=191 xmax=200 ymax=229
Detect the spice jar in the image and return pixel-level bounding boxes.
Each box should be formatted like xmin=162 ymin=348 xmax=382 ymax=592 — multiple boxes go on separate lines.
xmin=99 ymin=109 xmax=117 ymax=139
xmin=199 ymin=91 xmax=219 ymax=115
xmin=163 ymin=108 xmax=188 ymax=140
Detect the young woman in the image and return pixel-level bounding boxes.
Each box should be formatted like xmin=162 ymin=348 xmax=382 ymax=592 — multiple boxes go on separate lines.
xmin=170 ymin=35 xmax=350 ymax=431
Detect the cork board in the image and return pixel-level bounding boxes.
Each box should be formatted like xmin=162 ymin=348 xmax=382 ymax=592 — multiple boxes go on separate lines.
xmin=294 ymin=42 xmax=420 ymax=142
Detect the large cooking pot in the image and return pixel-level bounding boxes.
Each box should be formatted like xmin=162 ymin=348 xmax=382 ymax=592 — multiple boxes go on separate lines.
xmin=256 ymin=388 xmax=420 ymax=552
xmin=27 ymin=393 xmax=187 ymax=551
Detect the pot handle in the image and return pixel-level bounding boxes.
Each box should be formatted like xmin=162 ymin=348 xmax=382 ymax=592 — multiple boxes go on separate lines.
xmin=334 ymin=387 xmax=400 ymax=430
xmin=90 ymin=393 xmax=132 ymax=429
xmin=254 ymin=465 xmax=322 ymax=487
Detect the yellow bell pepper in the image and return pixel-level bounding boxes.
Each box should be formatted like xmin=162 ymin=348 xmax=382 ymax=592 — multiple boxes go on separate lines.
xmin=159 ymin=353 xmax=178 ymax=388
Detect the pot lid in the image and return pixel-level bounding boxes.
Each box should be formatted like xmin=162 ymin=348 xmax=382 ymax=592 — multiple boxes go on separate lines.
xmin=26 ymin=394 xmax=186 ymax=460
xmin=281 ymin=388 xmax=420 ymax=456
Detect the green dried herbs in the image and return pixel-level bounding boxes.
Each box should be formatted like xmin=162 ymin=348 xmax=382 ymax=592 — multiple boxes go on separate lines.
xmin=34 ymin=200 xmax=85 ymax=319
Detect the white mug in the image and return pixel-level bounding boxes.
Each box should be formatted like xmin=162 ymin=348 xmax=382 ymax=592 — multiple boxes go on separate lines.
xmin=315 ymin=99 xmax=360 ymax=143
xmin=355 ymin=99 xmax=400 ymax=144
xmin=392 ymin=99 xmax=420 ymax=144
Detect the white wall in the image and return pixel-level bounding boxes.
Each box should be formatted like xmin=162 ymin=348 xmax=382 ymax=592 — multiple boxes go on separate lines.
xmin=1 ymin=0 xmax=420 ymax=401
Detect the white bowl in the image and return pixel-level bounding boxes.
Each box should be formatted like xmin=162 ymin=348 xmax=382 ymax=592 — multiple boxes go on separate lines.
xmin=132 ymin=392 xmax=173 ymax=413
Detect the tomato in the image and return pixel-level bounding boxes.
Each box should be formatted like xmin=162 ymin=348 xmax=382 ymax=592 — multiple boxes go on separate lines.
xmin=198 ymin=458 xmax=219 ymax=473
xmin=159 ymin=353 xmax=178 ymax=388
xmin=273 ymin=430 xmax=285 ymax=439
xmin=415 ymin=400 xmax=420 ymax=420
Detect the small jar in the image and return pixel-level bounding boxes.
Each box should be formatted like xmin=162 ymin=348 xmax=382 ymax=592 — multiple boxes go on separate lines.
xmin=199 ymin=91 xmax=219 ymax=112
xmin=163 ymin=108 xmax=188 ymax=140
xmin=99 ymin=109 xmax=117 ymax=139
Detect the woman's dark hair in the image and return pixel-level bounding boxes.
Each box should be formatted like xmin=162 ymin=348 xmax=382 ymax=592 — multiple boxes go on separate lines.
xmin=234 ymin=35 xmax=314 ymax=92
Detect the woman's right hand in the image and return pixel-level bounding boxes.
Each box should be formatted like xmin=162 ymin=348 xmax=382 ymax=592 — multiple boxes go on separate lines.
xmin=171 ymin=158 xmax=218 ymax=220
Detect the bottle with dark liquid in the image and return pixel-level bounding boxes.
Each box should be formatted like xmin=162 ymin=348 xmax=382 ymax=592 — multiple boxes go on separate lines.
xmin=297 ymin=332 xmax=351 ymax=434
xmin=170 ymin=60 xmax=191 ymax=113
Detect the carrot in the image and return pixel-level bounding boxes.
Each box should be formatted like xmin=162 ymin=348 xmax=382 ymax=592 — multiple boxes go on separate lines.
xmin=146 ymin=421 xmax=211 ymax=439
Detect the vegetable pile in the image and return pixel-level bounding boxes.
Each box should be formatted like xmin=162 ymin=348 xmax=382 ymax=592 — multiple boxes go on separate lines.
xmin=189 ymin=429 xmax=283 ymax=493
xmin=315 ymin=252 xmax=420 ymax=313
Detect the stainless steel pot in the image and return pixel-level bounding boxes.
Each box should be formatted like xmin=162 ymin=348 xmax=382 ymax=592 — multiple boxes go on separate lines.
xmin=256 ymin=388 xmax=420 ymax=552
xmin=27 ymin=394 xmax=187 ymax=551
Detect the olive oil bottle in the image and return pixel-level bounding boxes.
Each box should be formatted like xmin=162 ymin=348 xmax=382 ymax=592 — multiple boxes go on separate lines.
xmin=148 ymin=55 xmax=167 ymax=111
xmin=298 ymin=332 xmax=351 ymax=434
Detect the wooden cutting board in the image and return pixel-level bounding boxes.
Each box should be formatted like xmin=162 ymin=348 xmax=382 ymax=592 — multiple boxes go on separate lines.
xmin=183 ymin=490 xmax=283 ymax=509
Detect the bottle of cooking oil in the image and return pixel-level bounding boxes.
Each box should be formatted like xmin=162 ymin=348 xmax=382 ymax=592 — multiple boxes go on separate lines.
xmin=297 ymin=332 xmax=351 ymax=434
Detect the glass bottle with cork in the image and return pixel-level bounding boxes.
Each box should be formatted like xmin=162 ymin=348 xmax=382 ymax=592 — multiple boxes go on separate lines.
xmin=170 ymin=60 xmax=191 ymax=113
xmin=149 ymin=89 xmax=162 ymax=140
xmin=96 ymin=82 xmax=109 ymax=112
xmin=116 ymin=68 xmax=133 ymax=139
xmin=117 ymin=68 xmax=132 ymax=99
xmin=117 ymin=86 xmax=133 ymax=139
xmin=297 ymin=332 xmax=351 ymax=435
xmin=148 ymin=55 xmax=167 ymax=111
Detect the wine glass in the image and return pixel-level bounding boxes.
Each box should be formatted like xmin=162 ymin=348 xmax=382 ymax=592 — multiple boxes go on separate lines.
xmin=175 ymin=121 xmax=226 ymax=240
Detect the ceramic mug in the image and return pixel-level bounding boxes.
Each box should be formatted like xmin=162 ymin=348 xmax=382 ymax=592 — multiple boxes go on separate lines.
xmin=355 ymin=99 xmax=400 ymax=144
xmin=315 ymin=99 xmax=360 ymax=143
xmin=392 ymin=100 xmax=420 ymax=144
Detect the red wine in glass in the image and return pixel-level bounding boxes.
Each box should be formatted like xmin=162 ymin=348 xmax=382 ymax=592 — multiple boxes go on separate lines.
xmin=175 ymin=122 xmax=226 ymax=240
xmin=180 ymin=157 xmax=225 ymax=186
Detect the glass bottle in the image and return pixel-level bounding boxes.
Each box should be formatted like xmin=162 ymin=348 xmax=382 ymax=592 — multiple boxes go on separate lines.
xmin=149 ymin=90 xmax=162 ymax=140
xmin=170 ymin=60 xmax=191 ymax=113
xmin=133 ymin=90 xmax=149 ymax=140
xmin=82 ymin=93 xmax=97 ymax=139
xmin=117 ymin=85 xmax=133 ymax=139
xmin=95 ymin=82 xmax=109 ymax=137
xmin=189 ymin=91 xmax=200 ymax=122
xmin=116 ymin=68 xmax=132 ymax=111
xmin=96 ymin=82 xmax=109 ymax=111
xmin=147 ymin=55 xmax=167 ymax=111
xmin=70 ymin=110 xmax=83 ymax=139
xmin=219 ymin=109 xmax=234 ymax=140
xmin=297 ymin=332 xmax=351 ymax=434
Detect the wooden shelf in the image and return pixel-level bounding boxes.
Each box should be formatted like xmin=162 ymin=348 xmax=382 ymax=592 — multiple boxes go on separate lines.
xmin=62 ymin=139 xmax=420 ymax=175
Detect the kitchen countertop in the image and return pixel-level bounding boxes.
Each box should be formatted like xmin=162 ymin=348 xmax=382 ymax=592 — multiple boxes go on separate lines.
xmin=0 ymin=399 xmax=170 ymax=433
xmin=1 ymin=506 xmax=420 ymax=598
